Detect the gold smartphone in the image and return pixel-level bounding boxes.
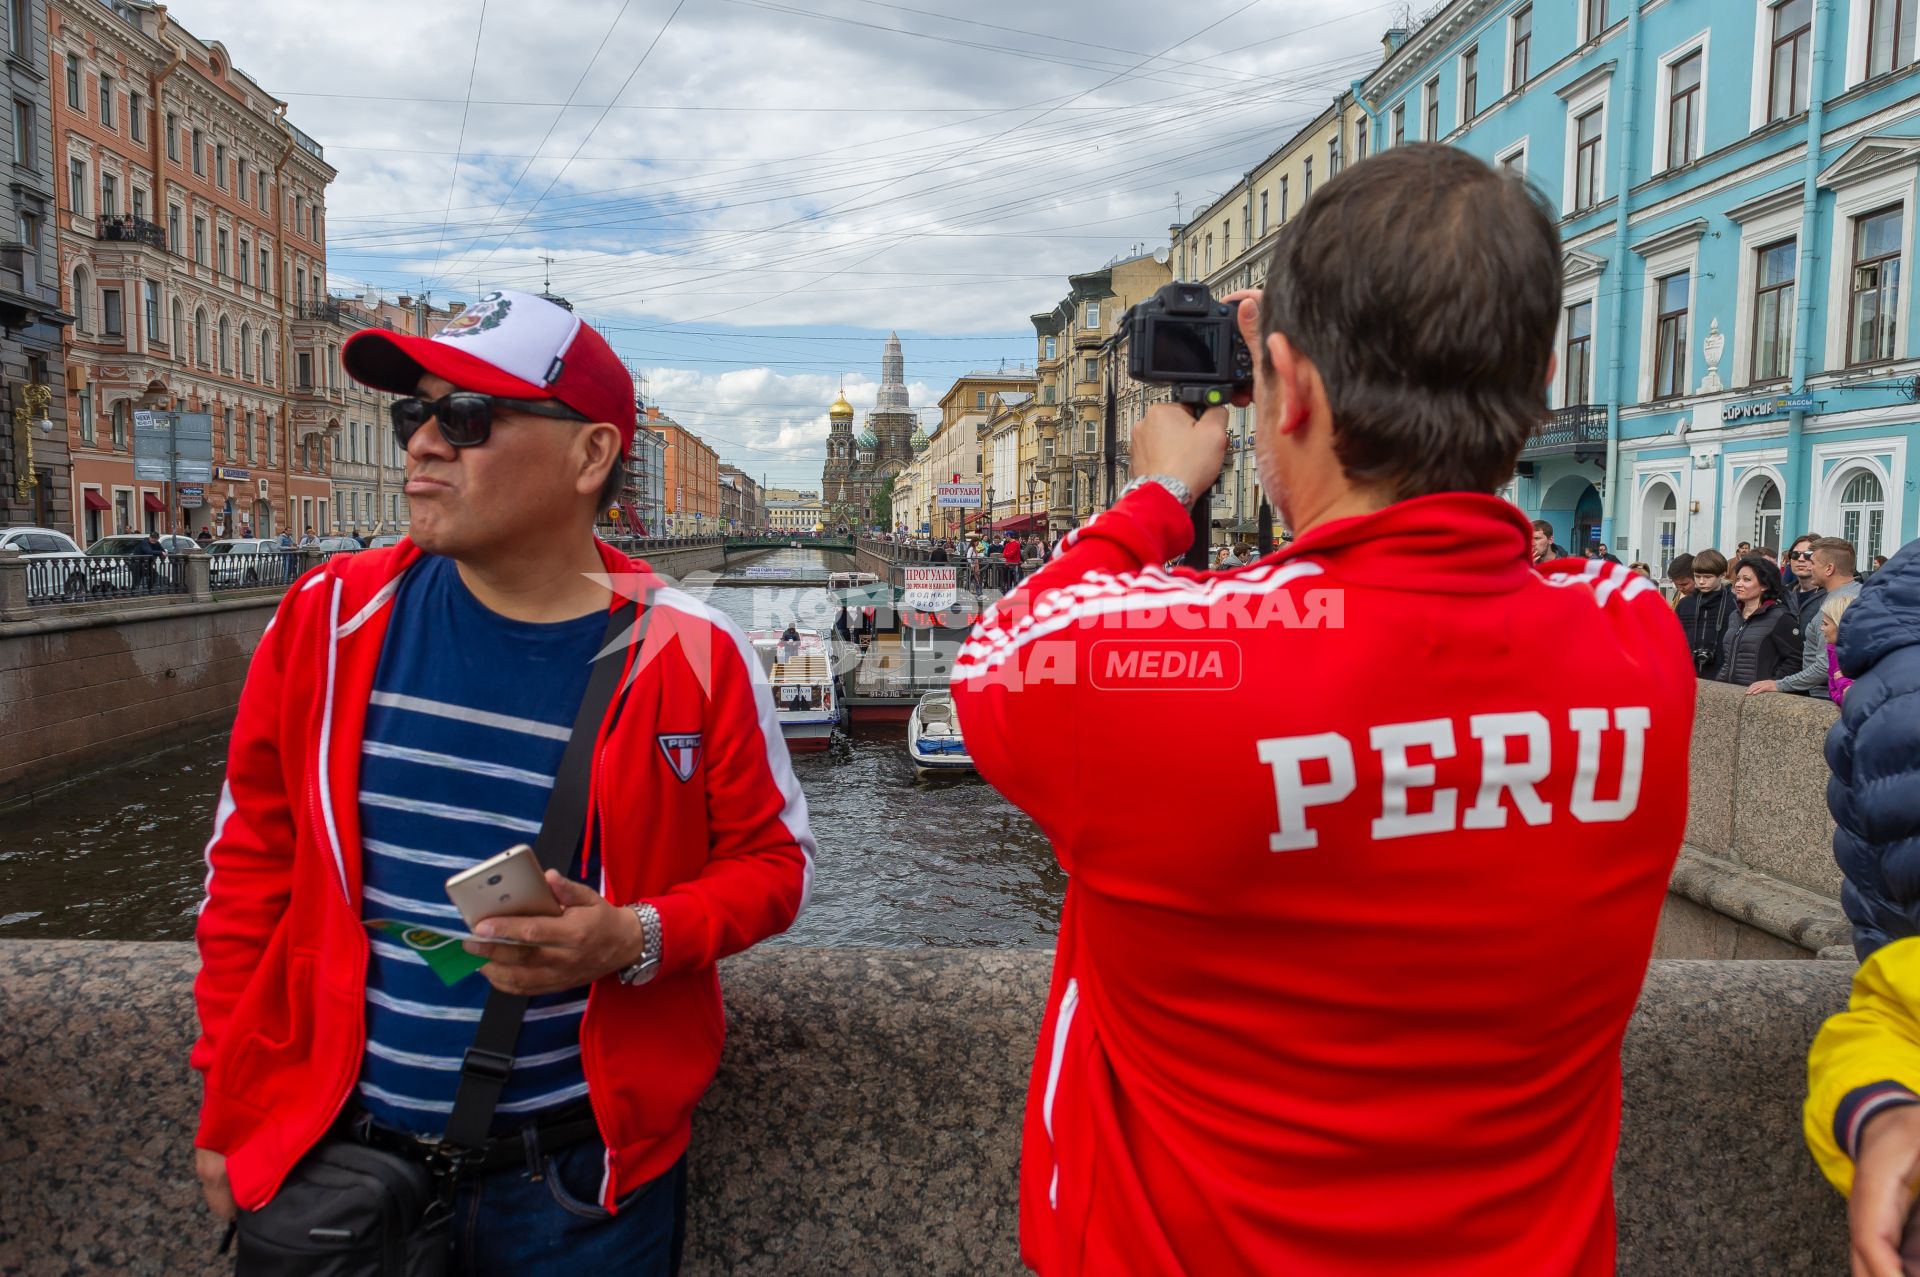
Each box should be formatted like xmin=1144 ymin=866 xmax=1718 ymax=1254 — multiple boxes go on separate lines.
xmin=444 ymin=844 xmax=564 ymax=933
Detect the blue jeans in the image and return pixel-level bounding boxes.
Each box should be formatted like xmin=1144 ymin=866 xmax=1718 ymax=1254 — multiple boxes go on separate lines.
xmin=447 ymin=1141 xmax=686 ymax=1276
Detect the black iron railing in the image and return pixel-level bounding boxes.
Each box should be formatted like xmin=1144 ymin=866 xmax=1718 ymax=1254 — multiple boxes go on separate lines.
xmin=1524 ymin=403 xmax=1609 ymax=452
xmin=25 ymin=554 xmax=186 ymax=603
xmin=97 ymin=216 xmax=169 ymax=249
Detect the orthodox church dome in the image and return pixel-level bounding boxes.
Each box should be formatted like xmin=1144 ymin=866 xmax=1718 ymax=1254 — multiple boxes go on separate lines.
xmin=856 ymin=428 xmax=878 ymax=452
xmin=829 ymin=391 xmax=854 ymax=419
xmin=909 ymin=425 xmax=930 ymax=453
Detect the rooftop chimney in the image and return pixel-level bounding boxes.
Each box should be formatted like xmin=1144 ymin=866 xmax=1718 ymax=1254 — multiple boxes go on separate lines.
xmin=1383 ymin=27 xmax=1409 ymax=56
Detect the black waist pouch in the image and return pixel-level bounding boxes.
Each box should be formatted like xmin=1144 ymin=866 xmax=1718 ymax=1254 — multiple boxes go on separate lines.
xmin=232 ymin=1140 xmax=448 ymax=1276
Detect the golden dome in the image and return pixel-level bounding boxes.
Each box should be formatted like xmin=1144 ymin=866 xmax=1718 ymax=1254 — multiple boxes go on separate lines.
xmin=829 ymin=391 xmax=854 ymax=418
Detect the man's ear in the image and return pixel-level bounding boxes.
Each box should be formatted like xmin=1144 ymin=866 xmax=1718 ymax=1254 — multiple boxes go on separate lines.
xmin=1267 ymin=333 xmax=1314 ymax=437
xmin=578 ymin=422 xmax=623 ymax=496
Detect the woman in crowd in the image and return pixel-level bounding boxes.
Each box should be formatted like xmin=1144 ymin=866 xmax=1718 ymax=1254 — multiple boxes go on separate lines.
xmin=1712 ymin=555 xmax=1801 ymax=685
xmin=1801 ymin=540 xmax=1920 ymax=1275
xmin=1676 ymin=548 xmax=1737 ymax=676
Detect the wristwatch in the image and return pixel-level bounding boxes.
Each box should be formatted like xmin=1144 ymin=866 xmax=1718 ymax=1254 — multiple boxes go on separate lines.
xmin=617 ymin=903 xmax=662 ymax=986
xmin=1118 ymin=474 xmax=1195 ymax=508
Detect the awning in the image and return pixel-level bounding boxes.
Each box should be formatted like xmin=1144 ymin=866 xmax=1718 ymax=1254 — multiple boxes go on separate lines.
xmin=142 ymin=493 xmax=166 ymax=513
xmin=83 ymin=489 xmax=110 ymax=511
xmin=829 ymin=583 xmax=895 ymax=608
xmin=988 ymin=512 xmax=1047 ymax=534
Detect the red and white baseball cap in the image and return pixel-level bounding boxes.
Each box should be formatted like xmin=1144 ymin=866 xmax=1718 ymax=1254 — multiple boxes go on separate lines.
xmin=342 ymin=288 xmax=637 ymax=449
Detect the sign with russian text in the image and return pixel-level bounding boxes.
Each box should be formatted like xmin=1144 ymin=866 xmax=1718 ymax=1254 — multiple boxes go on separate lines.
xmin=178 ymin=484 xmax=204 ymax=509
xmin=1722 ymin=393 xmax=1817 ymax=423
xmin=903 ymin=565 xmax=957 ymax=612
xmin=936 ymin=482 xmax=982 ymax=508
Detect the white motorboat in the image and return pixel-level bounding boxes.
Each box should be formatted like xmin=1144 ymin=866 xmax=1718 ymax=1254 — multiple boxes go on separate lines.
xmin=749 ymin=628 xmax=836 ymax=752
xmin=906 ymin=690 xmax=973 ymax=773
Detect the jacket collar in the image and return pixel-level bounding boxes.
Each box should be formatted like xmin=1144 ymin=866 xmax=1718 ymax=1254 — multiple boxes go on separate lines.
xmin=1258 ymin=492 xmax=1534 ymax=594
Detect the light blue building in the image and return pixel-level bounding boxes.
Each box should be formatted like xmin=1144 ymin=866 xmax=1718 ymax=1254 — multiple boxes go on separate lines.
xmin=1357 ymin=0 xmax=1919 ymax=569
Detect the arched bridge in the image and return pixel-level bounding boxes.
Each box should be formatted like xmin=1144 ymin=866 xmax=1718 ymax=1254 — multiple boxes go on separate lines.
xmin=723 ymin=536 xmax=854 ymax=555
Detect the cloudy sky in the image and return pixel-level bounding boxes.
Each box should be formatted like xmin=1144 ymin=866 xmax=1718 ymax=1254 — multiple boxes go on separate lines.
xmin=162 ymin=0 xmax=1396 ymax=489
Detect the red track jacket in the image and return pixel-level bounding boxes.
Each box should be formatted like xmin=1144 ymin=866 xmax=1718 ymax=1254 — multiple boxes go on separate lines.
xmin=951 ymin=485 xmax=1694 ymax=1276
xmin=192 ymin=540 xmax=815 ymax=1210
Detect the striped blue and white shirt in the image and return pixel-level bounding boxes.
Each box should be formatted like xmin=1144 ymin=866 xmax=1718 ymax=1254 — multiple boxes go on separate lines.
xmin=356 ymin=554 xmax=607 ymax=1135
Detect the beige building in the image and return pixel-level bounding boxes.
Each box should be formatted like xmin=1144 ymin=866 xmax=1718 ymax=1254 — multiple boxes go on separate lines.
xmin=980 ymin=388 xmax=1043 ymax=535
xmin=766 ymin=494 xmax=823 ymax=532
xmin=929 ymin=370 xmax=1033 ymax=540
xmin=328 ymin=291 xmax=455 ymax=536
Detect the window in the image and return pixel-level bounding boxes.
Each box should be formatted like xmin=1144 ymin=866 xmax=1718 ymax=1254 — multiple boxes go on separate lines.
xmin=215 ymin=143 xmax=226 ymax=189
xmin=16 ymin=209 xmax=35 ymax=284
xmin=1499 ymin=141 xmax=1528 ymax=176
xmin=1653 ymin=270 xmax=1691 ymax=399
xmin=223 ymin=409 xmax=233 ymax=459
xmin=1279 ymin=176 xmax=1290 ymax=221
xmin=1328 ymin=137 xmax=1340 ymax=178
xmin=1392 ymin=103 xmax=1406 ymax=146
xmin=9 ymin=0 xmax=26 ymax=56
xmin=246 ymin=412 xmax=255 ymax=461
xmin=1586 ymin=0 xmax=1610 ymax=43
xmin=67 ymin=157 xmax=85 ymax=216
xmin=1573 ymin=106 xmax=1604 ymax=210
xmin=1751 ymin=239 xmax=1796 ymax=381
xmin=1424 ymin=77 xmax=1440 ymax=139
xmin=261 ymin=333 xmax=272 ymax=383
xmin=218 ymin=316 xmax=230 ymax=371
xmin=1082 ymin=356 xmax=1097 ymax=382
xmin=129 ymin=92 xmax=142 ymax=141
xmin=10 ymin=99 xmax=28 ymax=166
xmin=295 ymin=267 xmax=305 ymax=306
xmin=238 ymin=237 xmax=249 ymax=283
xmin=1868 ymin=0 xmax=1916 ymax=76
xmin=143 ymin=280 xmax=158 ymax=340
xmin=266 ymin=418 xmax=275 ymax=465
xmin=1564 ymin=300 xmax=1593 ymax=403
xmin=1511 ymin=5 xmax=1533 ymax=86
xmin=1666 ymin=50 xmax=1702 ymax=169
xmin=1769 ymin=0 xmax=1812 ymax=121
xmin=1259 ymin=190 xmax=1269 ymax=234
xmin=166 ymin=113 xmax=177 ymax=161
xmin=1463 ymin=45 xmax=1480 ymax=119
xmin=975 ymin=390 xmax=985 ymax=408
xmin=1204 ymin=235 xmax=1212 ymax=271
xmin=217 ymin=226 xmax=228 ymax=274
xmin=98 ymin=73 xmax=111 ymax=126
xmin=76 ymin=388 xmax=92 ymax=442
xmin=170 ymin=298 xmax=181 ymax=351
xmin=1354 ymin=119 xmax=1368 ymax=162
xmin=131 ymin=187 xmax=143 ymax=219
xmin=1083 ymin=419 xmax=1096 ymax=453
xmin=193 ymin=306 xmax=206 ymax=365
xmin=101 ymin=287 xmax=121 ymax=337
xmin=297 ymin=350 xmax=312 ymax=389
xmin=193 ymin=215 xmax=205 ymax=264
xmin=1042 ymin=385 xmax=1055 ymax=405
xmin=191 ymin=128 xmax=203 ymax=176
xmin=1044 ymin=335 xmax=1056 ymax=360
xmin=100 ymin=173 xmax=116 ymax=216
xmin=1083 ymin=301 xmax=1099 ymax=328
xmin=64 ymin=56 xmax=77 ymax=109
xmin=1849 ymin=206 xmax=1903 ymax=364
xmin=256 ymin=171 xmax=266 ymax=207
xmin=1303 ymin=157 xmax=1313 ymax=202
xmin=1838 ymin=469 xmax=1887 ymax=562
xmin=258 ymin=248 xmax=268 ymax=289
xmin=236 ymin=158 xmax=246 ymax=204
xmin=167 ymin=204 xmax=179 ymax=252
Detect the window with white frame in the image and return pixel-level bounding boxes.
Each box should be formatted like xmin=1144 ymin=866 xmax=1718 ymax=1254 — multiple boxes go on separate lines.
xmin=67 ymin=157 xmax=85 ymax=216
xmin=1752 ymin=476 xmax=1783 ymax=549
xmin=1462 ymin=45 xmax=1480 ymax=119
xmin=1750 ymin=239 xmax=1797 ymax=381
xmin=1767 ymin=0 xmax=1813 ymax=122
xmin=1652 ymin=271 xmax=1691 ymax=398
xmin=1259 ymin=190 xmax=1269 ymax=234
xmin=1837 ymin=467 xmax=1887 ymax=561
xmin=1424 ymin=76 xmax=1440 ymax=139
xmin=1510 ymin=4 xmax=1533 ymax=88
xmin=1849 ymin=206 xmax=1903 ymax=364
xmin=1354 ymin=118 xmax=1368 ymax=162
xmin=1563 ymin=299 xmax=1594 ymax=405
xmin=1083 ymin=301 xmax=1099 ymax=329
xmin=1497 ymin=138 xmax=1529 ymax=176
xmin=1303 ymin=157 xmax=1313 ymax=202
xmin=1659 ymin=43 xmax=1706 ymax=171
xmin=1865 ymin=0 xmax=1917 ymax=77
xmin=1572 ymin=107 xmax=1604 ymax=209
xmin=1392 ymin=103 xmax=1406 ymax=146
xmin=1279 ymin=176 xmax=1289 ymax=221
xmin=1585 ymin=0 xmax=1611 ymax=42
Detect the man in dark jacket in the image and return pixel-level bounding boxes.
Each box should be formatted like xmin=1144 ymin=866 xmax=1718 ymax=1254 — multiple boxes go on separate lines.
xmin=1676 ymin=547 xmax=1736 ymax=676
xmin=1829 ymin=538 xmax=1920 ymax=959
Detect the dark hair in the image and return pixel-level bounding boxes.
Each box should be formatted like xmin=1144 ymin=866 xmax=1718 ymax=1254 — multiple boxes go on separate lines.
xmin=1758 ymin=544 xmax=1779 ymax=559
xmin=1258 ymin=143 xmax=1561 ymax=500
xmin=1811 ymin=535 xmax=1857 ymax=577
xmin=1667 ymin=552 xmax=1694 ymax=582
xmin=1787 ymin=533 xmax=1818 ymax=554
xmin=597 ymin=453 xmax=626 ymax=515
xmin=1529 ymin=519 xmax=1554 ymax=537
xmin=1731 ymin=554 xmax=1784 ymax=603
xmin=1691 ymin=548 xmax=1728 ymax=576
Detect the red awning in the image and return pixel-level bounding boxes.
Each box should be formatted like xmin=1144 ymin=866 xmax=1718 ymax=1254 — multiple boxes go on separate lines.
xmin=143 ymin=493 xmax=167 ymax=513
xmin=83 ymin=489 xmax=110 ymax=511
xmin=988 ymin=512 xmax=1046 ymax=534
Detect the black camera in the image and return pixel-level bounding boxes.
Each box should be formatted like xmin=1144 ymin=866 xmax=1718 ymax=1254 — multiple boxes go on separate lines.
xmin=1123 ymin=282 xmax=1254 ymax=408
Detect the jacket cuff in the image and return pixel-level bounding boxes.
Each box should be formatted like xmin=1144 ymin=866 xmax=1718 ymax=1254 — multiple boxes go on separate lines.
xmin=1104 ymin=480 xmax=1196 ymax=564
xmin=644 ymin=890 xmax=708 ymax=979
xmin=1836 ymin=1081 xmax=1920 ymax=1159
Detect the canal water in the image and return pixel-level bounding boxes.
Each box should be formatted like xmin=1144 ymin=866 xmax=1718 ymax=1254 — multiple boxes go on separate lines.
xmin=0 ymin=549 xmax=1063 ymax=948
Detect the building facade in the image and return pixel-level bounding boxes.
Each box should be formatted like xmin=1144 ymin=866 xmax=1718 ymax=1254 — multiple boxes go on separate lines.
xmin=51 ymin=0 xmax=338 ymax=541
xmin=928 ymin=369 xmax=1034 ymax=539
xmin=766 ymin=495 xmax=823 ymax=532
xmin=326 ymin=292 xmax=454 ymax=538
xmin=822 ymin=332 xmax=916 ymax=528
xmin=1359 ymin=0 xmax=1920 ymax=566
xmin=0 ymin=0 xmax=72 ymax=534
xmin=650 ymin=408 xmax=720 ymax=534
xmin=718 ymin=462 xmax=761 ymax=531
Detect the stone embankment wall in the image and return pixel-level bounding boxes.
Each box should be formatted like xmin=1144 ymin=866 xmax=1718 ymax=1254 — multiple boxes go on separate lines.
xmin=0 ymin=541 xmax=729 ymax=803
xmin=0 ymin=942 xmax=1851 ymax=1275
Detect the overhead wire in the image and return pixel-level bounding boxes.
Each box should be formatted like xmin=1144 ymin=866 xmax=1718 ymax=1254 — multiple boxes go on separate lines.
xmin=426 ymin=0 xmax=490 ymax=277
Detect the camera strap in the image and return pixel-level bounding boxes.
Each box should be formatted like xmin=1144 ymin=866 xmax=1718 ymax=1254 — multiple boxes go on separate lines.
xmin=441 ymin=588 xmax=650 ymax=1156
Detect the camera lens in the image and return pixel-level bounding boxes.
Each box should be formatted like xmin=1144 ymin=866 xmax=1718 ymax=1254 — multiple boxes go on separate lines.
xmin=487 ymin=874 xmax=503 ymax=886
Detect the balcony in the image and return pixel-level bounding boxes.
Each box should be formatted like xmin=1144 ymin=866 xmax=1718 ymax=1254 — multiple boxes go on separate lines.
xmin=1521 ymin=403 xmax=1608 ymax=459
xmin=97 ymin=215 xmax=169 ymax=249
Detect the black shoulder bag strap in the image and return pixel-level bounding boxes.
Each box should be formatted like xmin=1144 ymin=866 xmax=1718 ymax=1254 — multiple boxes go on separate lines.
xmin=442 ymin=590 xmax=648 ymax=1153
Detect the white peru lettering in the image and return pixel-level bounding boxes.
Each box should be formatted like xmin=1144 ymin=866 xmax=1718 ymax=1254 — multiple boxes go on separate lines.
xmin=1568 ymin=706 xmax=1649 ymax=823
xmin=1462 ymin=711 xmax=1554 ymax=829
xmin=1369 ymin=718 xmax=1458 ymax=841
xmin=1257 ymin=731 xmax=1356 ymax=852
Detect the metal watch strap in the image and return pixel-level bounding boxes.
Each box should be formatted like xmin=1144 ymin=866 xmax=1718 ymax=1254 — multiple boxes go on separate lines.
xmin=442 ymin=587 xmax=651 ymax=1155
xmin=618 ymin=903 xmax=661 ymax=985
xmin=1120 ymin=473 xmax=1194 ymax=508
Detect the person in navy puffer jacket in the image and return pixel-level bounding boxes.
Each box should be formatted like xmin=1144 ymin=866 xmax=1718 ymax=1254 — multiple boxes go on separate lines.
xmin=1827 ymin=537 xmax=1920 ymax=959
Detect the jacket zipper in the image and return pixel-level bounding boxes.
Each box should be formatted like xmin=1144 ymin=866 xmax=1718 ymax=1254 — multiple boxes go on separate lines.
xmin=1041 ymin=976 xmax=1081 ymax=1210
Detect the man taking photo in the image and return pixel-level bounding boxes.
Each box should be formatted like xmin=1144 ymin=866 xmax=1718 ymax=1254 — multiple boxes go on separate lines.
xmin=192 ymin=289 xmax=816 ymax=1274
xmin=951 ymin=145 xmax=1695 ymax=1276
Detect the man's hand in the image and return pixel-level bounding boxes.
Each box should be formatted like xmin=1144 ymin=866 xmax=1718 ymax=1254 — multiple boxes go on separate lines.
xmin=464 ymin=870 xmax=643 ymax=996
xmin=195 ymin=1147 xmax=236 ymax=1223
xmin=1850 ymin=1103 xmax=1920 ymax=1277
xmin=1746 ymin=680 xmax=1780 ymax=696
xmin=1129 ymin=401 xmax=1229 ymax=500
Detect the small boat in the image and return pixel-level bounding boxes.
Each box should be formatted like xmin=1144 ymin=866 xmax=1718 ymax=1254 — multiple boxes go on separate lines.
xmin=906 ymin=690 xmax=973 ymax=773
xmin=749 ymin=628 xmax=836 ymax=752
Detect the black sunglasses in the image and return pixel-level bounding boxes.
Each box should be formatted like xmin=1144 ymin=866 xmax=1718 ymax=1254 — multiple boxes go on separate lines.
xmin=390 ymin=392 xmax=589 ymax=449
xmin=1790 ymin=550 xmax=1816 ymax=560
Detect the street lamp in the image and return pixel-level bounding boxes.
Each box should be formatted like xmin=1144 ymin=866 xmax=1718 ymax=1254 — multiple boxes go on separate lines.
xmin=1027 ymin=475 xmax=1038 ymax=520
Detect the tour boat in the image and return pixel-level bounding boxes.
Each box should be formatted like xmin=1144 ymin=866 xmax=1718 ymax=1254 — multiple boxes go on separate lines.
xmin=906 ymin=690 xmax=973 ymax=773
xmin=749 ymin=628 xmax=837 ymax=752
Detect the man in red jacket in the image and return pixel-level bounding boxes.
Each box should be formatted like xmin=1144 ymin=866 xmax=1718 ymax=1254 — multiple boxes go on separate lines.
xmin=951 ymin=145 xmax=1695 ymax=1275
xmin=191 ymin=289 xmax=815 ymax=1274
